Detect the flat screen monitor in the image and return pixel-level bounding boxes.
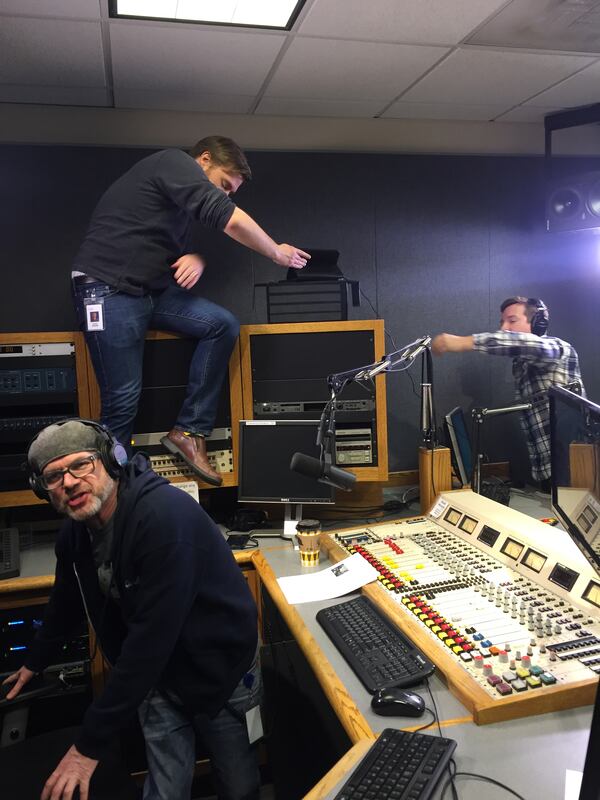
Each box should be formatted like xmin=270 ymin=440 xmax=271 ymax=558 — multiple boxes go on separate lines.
xmin=444 ymin=407 xmax=473 ymax=487
xmin=550 ymin=386 xmax=600 ymax=800
xmin=549 ymin=386 xmax=600 ymax=577
xmin=238 ymin=420 xmax=335 ymax=505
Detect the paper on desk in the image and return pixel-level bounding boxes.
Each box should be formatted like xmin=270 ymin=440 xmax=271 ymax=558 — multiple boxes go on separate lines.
xmin=564 ymin=769 xmax=583 ymax=800
xmin=277 ymin=553 xmax=379 ymax=605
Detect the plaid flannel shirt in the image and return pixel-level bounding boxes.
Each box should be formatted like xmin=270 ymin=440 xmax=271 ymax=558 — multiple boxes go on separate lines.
xmin=472 ymin=331 xmax=584 ymax=481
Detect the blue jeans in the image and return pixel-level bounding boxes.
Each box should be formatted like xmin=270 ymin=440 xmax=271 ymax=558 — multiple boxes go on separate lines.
xmin=73 ymin=280 xmax=239 ymax=450
xmin=137 ymin=656 xmax=262 ymax=800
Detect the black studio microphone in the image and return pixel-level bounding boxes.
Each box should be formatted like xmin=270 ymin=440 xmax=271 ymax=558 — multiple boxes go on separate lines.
xmin=290 ymin=452 xmax=357 ymax=492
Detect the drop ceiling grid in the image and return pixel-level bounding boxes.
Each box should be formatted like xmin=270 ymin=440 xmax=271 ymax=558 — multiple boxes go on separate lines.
xmin=0 ymin=0 xmax=599 ymax=122
xmin=108 ymin=22 xmax=287 ymax=95
xmin=262 ymin=38 xmax=449 ymax=102
xmin=297 ymin=0 xmax=512 ymax=46
xmin=398 ymin=48 xmax=596 ymax=107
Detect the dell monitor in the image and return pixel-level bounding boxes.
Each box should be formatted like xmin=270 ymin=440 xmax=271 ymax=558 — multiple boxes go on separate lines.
xmin=238 ymin=420 xmax=334 ymax=538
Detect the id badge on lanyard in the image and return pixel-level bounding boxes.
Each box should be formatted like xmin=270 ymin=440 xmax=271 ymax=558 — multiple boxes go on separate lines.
xmin=84 ymin=294 xmax=105 ymax=332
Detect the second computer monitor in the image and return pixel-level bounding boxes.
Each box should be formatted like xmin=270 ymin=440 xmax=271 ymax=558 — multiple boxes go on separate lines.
xmin=444 ymin=407 xmax=473 ymax=487
xmin=238 ymin=420 xmax=334 ymax=504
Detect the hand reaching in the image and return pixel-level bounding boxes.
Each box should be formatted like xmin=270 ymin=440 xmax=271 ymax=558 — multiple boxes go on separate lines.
xmin=273 ymin=244 xmax=311 ymax=270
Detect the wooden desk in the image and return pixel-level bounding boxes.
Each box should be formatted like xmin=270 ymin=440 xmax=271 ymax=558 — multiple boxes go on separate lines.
xmin=251 ymin=537 xmax=593 ymax=799
xmin=1 ymin=536 xmax=593 ymax=799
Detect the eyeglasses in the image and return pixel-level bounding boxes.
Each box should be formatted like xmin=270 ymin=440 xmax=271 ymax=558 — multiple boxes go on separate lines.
xmin=40 ymin=453 xmax=100 ymax=490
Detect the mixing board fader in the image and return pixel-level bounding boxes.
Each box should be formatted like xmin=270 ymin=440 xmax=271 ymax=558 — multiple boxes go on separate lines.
xmin=322 ymin=491 xmax=600 ymax=724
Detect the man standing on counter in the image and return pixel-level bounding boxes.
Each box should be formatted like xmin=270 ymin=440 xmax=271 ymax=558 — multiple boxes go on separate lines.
xmin=2 ymin=418 xmax=261 ymax=800
xmin=72 ymin=135 xmax=310 ymax=485
xmin=432 ymin=296 xmax=584 ymax=492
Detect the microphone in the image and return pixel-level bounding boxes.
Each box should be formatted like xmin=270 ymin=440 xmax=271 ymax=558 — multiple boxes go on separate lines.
xmin=290 ymin=452 xmax=357 ymax=492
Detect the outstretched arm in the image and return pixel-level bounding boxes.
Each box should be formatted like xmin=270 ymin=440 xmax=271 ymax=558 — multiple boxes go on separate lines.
xmin=432 ymin=333 xmax=475 ymax=355
xmin=224 ymin=207 xmax=310 ymax=269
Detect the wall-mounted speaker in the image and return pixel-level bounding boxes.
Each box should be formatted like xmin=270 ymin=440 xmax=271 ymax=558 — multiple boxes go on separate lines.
xmin=546 ymin=171 xmax=600 ymax=232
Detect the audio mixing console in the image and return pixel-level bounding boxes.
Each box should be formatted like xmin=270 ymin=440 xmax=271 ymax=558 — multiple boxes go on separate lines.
xmin=321 ymin=490 xmax=600 ymax=724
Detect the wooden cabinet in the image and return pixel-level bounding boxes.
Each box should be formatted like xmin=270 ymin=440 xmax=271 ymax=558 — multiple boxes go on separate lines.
xmin=0 ymin=331 xmax=92 ymax=508
xmin=239 ymin=320 xmax=388 ymax=483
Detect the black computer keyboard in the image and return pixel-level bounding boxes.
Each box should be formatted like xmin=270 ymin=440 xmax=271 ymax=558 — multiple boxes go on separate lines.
xmin=316 ymin=596 xmax=435 ymax=692
xmin=0 ymin=528 xmax=20 ymax=581
xmin=334 ymin=728 xmax=456 ymax=800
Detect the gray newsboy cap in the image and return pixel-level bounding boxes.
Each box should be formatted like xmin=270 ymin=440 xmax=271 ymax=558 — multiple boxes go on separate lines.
xmin=28 ymin=420 xmax=102 ymax=473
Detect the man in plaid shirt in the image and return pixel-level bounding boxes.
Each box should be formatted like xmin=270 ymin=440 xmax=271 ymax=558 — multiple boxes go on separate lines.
xmin=432 ymin=296 xmax=585 ymax=491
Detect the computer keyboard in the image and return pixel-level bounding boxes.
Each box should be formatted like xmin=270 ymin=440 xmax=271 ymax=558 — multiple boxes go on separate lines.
xmin=334 ymin=728 xmax=456 ymax=800
xmin=0 ymin=528 xmax=20 ymax=581
xmin=316 ymin=596 xmax=435 ymax=692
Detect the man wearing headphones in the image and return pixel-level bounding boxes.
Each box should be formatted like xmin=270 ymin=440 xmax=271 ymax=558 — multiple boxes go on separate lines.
xmin=1 ymin=419 xmax=260 ymax=800
xmin=432 ymin=297 xmax=585 ymax=492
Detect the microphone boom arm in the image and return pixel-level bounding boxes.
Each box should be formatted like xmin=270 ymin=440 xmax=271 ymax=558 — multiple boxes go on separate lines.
xmin=327 ymin=335 xmax=432 ymax=393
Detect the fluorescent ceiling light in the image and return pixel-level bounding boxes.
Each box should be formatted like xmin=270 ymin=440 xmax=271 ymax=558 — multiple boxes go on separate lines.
xmin=113 ymin=0 xmax=305 ymax=29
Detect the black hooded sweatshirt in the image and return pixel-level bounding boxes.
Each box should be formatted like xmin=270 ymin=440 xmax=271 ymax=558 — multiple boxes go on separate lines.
xmin=25 ymin=454 xmax=258 ymax=761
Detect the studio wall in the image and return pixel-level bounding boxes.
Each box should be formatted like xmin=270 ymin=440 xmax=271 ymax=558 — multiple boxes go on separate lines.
xmin=1 ymin=144 xmax=598 ymax=473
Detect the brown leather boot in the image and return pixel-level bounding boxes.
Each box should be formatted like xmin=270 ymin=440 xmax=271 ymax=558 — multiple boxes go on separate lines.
xmin=160 ymin=429 xmax=222 ymax=486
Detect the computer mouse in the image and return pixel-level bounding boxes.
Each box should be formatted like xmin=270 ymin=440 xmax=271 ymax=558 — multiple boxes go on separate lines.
xmin=371 ymin=687 xmax=425 ymax=717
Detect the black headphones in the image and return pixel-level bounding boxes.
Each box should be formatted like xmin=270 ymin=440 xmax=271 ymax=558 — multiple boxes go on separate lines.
xmin=527 ymin=298 xmax=549 ymax=337
xmin=28 ymin=418 xmax=128 ymax=501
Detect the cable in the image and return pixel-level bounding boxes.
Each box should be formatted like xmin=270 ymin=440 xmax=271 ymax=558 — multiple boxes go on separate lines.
xmin=412 ymin=707 xmax=437 ymax=733
xmin=424 ymin=678 xmax=443 ymax=739
xmin=358 ymin=287 xmax=399 ymax=351
xmin=441 ymin=761 xmax=530 ymax=800
xmin=404 ymin=366 xmax=421 ymax=399
xmin=441 ymin=760 xmax=459 ymax=800
xmin=423 ymin=677 xmax=460 ymax=800
xmin=226 ymin=533 xmax=260 ymax=549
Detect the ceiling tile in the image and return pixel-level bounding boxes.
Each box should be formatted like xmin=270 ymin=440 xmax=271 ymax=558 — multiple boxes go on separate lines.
xmin=0 ymin=0 xmax=100 ymax=17
xmin=110 ymin=22 xmax=286 ymax=94
xmin=255 ymin=96 xmax=383 ymax=117
xmin=299 ymin=0 xmax=510 ymax=44
xmin=0 ymin=18 xmax=106 ymax=86
xmin=401 ymin=48 xmax=595 ymax=106
xmin=114 ymin=88 xmax=255 ymax=113
xmin=522 ymin=60 xmax=600 ymax=108
xmin=382 ymin=100 xmax=509 ymax=121
xmin=468 ymin=0 xmax=600 ymax=55
xmin=264 ymin=37 xmax=448 ymax=101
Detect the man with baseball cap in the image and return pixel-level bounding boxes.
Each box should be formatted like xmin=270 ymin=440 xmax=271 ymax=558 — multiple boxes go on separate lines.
xmin=2 ymin=419 xmax=260 ymax=800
